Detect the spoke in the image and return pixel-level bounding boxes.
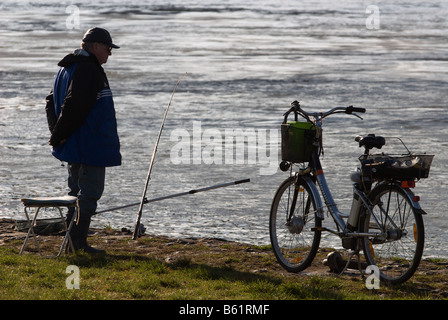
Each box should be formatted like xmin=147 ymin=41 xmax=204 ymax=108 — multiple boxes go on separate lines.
xmin=363 ymin=186 xmax=423 ymax=284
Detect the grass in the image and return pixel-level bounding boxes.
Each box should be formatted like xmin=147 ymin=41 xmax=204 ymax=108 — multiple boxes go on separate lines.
xmin=0 ymin=236 xmax=446 ymax=301
xmin=0 ymin=247 xmax=349 ymax=300
xmin=0 ymin=219 xmax=446 ymax=301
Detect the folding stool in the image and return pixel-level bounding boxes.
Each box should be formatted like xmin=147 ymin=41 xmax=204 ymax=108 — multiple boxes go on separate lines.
xmin=19 ymin=196 xmax=78 ymax=257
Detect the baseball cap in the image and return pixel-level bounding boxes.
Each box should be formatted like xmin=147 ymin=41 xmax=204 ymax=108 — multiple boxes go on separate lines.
xmin=82 ymin=27 xmax=120 ymax=49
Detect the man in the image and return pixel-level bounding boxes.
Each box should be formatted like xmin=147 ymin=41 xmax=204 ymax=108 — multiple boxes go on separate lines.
xmin=45 ymin=27 xmax=121 ymax=254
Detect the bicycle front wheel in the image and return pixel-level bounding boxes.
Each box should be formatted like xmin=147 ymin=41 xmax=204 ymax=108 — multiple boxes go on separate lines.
xmin=269 ymin=176 xmax=321 ymax=273
xmin=360 ymin=183 xmax=424 ymax=285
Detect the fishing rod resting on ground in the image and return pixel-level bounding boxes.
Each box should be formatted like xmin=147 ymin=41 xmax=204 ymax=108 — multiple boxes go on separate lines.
xmin=95 ymin=178 xmax=251 ymax=215
xmin=132 ymin=73 xmax=185 ymax=240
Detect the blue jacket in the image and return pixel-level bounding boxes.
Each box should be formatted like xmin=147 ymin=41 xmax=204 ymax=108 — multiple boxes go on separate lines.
xmin=46 ymin=49 xmax=121 ymax=167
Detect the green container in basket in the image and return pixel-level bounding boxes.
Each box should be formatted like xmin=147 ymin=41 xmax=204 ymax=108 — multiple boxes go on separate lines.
xmin=281 ymin=121 xmax=316 ymax=163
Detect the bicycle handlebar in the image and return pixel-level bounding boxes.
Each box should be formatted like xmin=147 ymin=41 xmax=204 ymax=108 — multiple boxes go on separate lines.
xmin=285 ymin=100 xmax=366 ymax=123
xmin=345 ymin=105 xmax=366 ymax=114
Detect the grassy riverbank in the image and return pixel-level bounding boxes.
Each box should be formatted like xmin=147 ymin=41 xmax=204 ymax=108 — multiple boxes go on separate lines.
xmin=0 ymin=219 xmax=447 ymax=300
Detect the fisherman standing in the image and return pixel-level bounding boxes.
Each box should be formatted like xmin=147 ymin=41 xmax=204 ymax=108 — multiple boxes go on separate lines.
xmin=45 ymin=27 xmax=121 ymax=254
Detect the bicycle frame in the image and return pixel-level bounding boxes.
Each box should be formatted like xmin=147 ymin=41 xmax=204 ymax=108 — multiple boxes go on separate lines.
xmin=304 ymin=147 xmax=374 ymax=238
xmin=310 ymin=148 xmax=348 ymax=232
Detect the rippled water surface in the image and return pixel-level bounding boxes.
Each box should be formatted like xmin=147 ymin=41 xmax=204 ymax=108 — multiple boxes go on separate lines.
xmin=1 ymin=0 xmax=447 ymax=257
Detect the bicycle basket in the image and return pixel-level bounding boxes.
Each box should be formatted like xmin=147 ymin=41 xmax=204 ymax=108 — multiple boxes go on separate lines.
xmin=281 ymin=121 xmax=316 ymax=163
xmin=361 ymin=154 xmax=434 ymax=181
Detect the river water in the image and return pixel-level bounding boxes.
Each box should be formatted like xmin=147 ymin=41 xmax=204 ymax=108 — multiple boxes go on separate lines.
xmin=1 ymin=0 xmax=447 ymax=258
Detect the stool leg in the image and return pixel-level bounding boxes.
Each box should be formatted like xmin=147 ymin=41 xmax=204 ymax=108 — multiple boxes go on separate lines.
xmin=56 ymin=207 xmax=68 ymax=257
xmin=60 ymin=206 xmax=77 ymax=256
xmin=19 ymin=207 xmax=32 ymax=256
xmin=20 ymin=207 xmax=43 ymax=256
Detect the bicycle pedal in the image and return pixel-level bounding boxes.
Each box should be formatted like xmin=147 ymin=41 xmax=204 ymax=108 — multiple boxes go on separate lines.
xmin=311 ymin=227 xmax=328 ymax=232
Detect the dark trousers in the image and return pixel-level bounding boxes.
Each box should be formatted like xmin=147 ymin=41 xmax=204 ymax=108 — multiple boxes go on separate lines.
xmin=66 ymin=163 xmax=105 ymax=249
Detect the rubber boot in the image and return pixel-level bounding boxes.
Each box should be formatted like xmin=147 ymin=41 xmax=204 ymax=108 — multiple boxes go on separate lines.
xmin=66 ymin=210 xmax=105 ymax=254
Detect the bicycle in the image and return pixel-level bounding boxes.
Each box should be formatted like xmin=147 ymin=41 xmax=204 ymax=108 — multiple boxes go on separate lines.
xmin=269 ymin=100 xmax=434 ymax=285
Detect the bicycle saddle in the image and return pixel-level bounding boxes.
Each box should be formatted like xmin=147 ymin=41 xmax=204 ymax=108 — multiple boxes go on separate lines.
xmin=355 ymin=134 xmax=386 ymax=149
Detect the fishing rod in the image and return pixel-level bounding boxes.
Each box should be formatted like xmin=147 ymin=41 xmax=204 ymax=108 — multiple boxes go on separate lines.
xmin=132 ymin=73 xmax=186 ymax=240
xmin=95 ymin=178 xmax=250 ymax=215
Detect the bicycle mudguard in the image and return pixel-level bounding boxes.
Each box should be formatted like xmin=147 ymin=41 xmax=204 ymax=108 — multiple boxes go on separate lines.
xmin=300 ymin=175 xmax=325 ymax=220
xmin=400 ymin=185 xmax=426 ymax=214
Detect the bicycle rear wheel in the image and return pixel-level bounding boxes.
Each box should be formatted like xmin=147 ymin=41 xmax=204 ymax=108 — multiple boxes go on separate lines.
xmin=269 ymin=176 xmax=321 ymax=273
xmin=360 ymin=183 xmax=424 ymax=285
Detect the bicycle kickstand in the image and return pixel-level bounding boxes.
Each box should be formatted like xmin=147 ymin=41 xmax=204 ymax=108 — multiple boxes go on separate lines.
xmin=338 ymin=248 xmax=366 ymax=279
